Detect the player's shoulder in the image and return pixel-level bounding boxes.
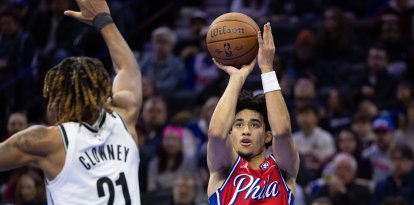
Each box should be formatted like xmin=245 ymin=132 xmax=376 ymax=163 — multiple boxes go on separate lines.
xmin=24 ymin=125 xmax=58 ymax=137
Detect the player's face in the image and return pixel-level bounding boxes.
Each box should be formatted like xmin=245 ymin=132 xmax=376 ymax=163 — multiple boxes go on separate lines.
xmin=231 ymin=109 xmax=271 ymax=160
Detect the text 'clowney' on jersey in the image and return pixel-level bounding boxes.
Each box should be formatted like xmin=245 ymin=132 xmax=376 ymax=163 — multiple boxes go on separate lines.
xmin=79 ymin=144 xmax=130 ymax=170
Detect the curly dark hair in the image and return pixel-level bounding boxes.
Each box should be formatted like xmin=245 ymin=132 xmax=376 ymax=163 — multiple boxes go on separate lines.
xmin=236 ymin=90 xmax=272 ymax=147
xmin=43 ymin=57 xmax=112 ymax=124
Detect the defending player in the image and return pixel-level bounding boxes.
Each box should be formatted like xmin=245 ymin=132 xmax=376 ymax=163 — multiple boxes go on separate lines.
xmin=0 ymin=0 xmax=142 ymax=204
xmin=207 ymin=23 xmax=299 ymax=205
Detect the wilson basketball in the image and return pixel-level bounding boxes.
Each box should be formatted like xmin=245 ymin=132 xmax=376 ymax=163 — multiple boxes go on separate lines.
xmin=206 ymin=12 xmax=259 ymax=67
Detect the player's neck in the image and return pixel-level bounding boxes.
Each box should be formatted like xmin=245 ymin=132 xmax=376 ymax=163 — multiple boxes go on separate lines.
xmin=246 ymin=151 xmax=266 ymax=170
xmin=83 ymin=109 xmax=104 ymax=127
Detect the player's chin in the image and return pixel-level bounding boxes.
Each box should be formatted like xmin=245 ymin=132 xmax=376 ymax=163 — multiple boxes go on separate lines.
xmin=237 ymin=150 xmax=254 ymax=160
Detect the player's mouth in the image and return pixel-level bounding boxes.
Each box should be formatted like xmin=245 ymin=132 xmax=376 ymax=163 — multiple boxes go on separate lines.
xmin=241 ymin=138 xmax=252 ymax=147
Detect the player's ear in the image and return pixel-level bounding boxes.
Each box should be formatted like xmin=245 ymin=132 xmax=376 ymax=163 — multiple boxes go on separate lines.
xmin=265 ymin=131 xmax=272 ymax=143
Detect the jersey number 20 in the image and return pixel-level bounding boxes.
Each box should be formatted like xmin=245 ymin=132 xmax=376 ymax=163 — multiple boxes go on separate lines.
xmin=97 ymin=172 xmax=131 ymax=205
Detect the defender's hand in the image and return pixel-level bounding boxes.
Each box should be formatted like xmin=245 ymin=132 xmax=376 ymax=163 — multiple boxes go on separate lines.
xmin=213 ymin=58 xmax=256 ymax=81
xmin=64 ymin=0 xmax=110 ymax=25
xmin=258 ymin=22 xmax=276 ymax=73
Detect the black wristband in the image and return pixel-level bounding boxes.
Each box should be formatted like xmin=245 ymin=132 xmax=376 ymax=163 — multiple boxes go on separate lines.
xmin=92 ymin=13 xmax=114 ymax=30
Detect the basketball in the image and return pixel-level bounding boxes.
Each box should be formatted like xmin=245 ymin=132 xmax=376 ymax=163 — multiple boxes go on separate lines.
xmin=206 ymin=12 xmax=259 ymax=67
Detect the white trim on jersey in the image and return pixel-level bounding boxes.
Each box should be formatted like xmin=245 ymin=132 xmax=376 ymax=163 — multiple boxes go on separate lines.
xmin=219 ymin=156 xmax=241 ymax=191
xmin=270 ymin=154 xmax=291 ymax=193
xmin=216 ymin=190 xmax=221 ymax=205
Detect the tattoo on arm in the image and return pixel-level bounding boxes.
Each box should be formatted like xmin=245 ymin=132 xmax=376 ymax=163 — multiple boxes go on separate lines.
xmin=0 ymin=143 xmax=11 ymax=155
xmin=13 ymin=126 xmax=45 ymax=155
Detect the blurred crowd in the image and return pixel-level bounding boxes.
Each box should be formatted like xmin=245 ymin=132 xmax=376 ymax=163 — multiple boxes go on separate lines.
xmin=1 ymin=0 xmax=414 ymax=204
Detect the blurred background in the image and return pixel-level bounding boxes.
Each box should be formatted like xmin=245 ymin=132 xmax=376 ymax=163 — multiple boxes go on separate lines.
xmin=0 ymin=0 xmax=414 ymax=204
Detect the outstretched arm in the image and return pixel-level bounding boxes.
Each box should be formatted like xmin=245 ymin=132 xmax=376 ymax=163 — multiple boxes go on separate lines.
xmin=64 ymin=0 xmax=142 ymax=135
xmin=0 ymin=126 xmax=59 ymax=172
xmin=258 ymin=23 xmax=299 ymax=179
xmin=207 ymin=59 xmax=256 ymax=195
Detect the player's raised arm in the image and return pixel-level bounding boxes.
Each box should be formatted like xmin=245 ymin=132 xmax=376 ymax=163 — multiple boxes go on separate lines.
xmin=207 ymin=59 xmax=256 ymax=173
xmin=257 ymin=23 xmax=299 ymax=179
xmin=64 ymin=0 xmax=142 ymax=132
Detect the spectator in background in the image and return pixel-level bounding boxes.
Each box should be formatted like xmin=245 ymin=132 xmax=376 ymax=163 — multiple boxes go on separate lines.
xmin=376 ymin=14 xmax=408 ymax=77
xmin=294 ymin=104 xmax=336 ymax=185
xmin=395 ymin=100 xmax=414 ymax=151
xmin=1 ymin=166 xmax=43 ymax=204
xmin=317 ymin=7 xmax=354 ymax=61
xmin=312 ymin=197 xmax=333 ymax=205
xmin=312 ymin=153 xmax=371 ymax=205
xmin=372 ymin=144 xmax=414 ymax=205
xmin=139 ymin=96 xmax=168 ymax=156
xmin=142 ymin=76 xmax=157 ymax=102
xmin=379 ymin=0 xmax=414 ymax=41
xmin=351 ymin=113 xmax=376 ymax=148
xmin=186 ymin=96 xmax=219 ymax=198
xmin=2 ymin=112 xmax=28 ymax=142
xmin=356 ymin=99 xmax=380 ymax=120
xmin=187 ymin=96 xmax=219 ymax=151
xmin=183 ymin=26 xmax=221 ymax=93
xmin=177 ymin=10 xmax=208 ymax=59
xmin=141 ymin=26 xmax=185 ymax=95
xmin=363 ymin=118 xmax=395 ymax=182
xmin=230 ymin=0 xmax=273 ymax=23
xmin=0 ymin=11 xmax=37 ymax=112
xmin=393 ymin=82 xmax=412 ymax=127
xmin=29 ymin=0 xmax=82 ymax=67
xmin=293 ymin=78 xmax=318 ymax=109
xmin=289 ymin=78 xmax=320 ymax=132
xmin=284 ymin=29 xmax=327 ymax=88
xmin=138 ymin=96 xmax=168 ymax=193
xmin=357 ymin=45 xmax=397 ymax=110
xmin=170 ymin=173 xmax=198 ymax=205
xmin=268 ymin=0 xmax=322 ymax=23
xmin=321 ymin=88 xmax=352 ymax=134
xmin=0 ymin=112 xmax=29 ymax=199
xmin=147 ymin=126 xmax=196 ymax=192
xmin=336 ymin=129 xmax=372 ymax=180
xmin=15 ymin=171 xmax=46 ymax=205
xmin=381 ymin=197 xmax=409 ymax=205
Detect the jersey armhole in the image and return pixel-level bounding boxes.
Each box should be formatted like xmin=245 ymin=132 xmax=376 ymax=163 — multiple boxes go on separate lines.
xmin=218 ymin=156 xmax=241 ymax=192
xmin=114 ymin=112 xmax=130 ymax=133
xmin=58 ymin=125 xmax=69 ymax=151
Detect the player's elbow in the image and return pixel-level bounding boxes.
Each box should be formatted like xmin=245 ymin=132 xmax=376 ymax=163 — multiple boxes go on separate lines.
xmin=271 ymin=127 xmax=291 ymax=139
xmin=208 ymin=127 xmax=227 ymax=139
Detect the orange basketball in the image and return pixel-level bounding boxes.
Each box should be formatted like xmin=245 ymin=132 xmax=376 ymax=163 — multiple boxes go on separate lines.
xmin=206 ymin=12 xmax=259 ymax=67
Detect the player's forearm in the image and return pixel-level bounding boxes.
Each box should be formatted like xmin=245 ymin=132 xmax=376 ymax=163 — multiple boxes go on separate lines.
xmin=208 ymin=75 xmax=245 ymax=139
xmin=100 ymin=24 xmax=139 ymax=74
xmin=266 ymin=89 xmax=299 ymax=177
xmin=265 ymin=91 xmax=291 ymax=135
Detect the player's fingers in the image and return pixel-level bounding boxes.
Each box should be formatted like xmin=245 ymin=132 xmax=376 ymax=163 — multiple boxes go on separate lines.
xmin=263 ymin=23 xmax=272 ymax=45
xmin=64 ymin=10 xmax=82 ymax=19
xmin=257 ymin=30 xmax=263 ymax=48
xmin=212 ymin=58 xmax=228 ymax=72
xmin=266 ymin=23 xmax=274 ymax=45
xmin=242 ymin=58 xmax=256 ymax=70
xmin=263 ymin=23 xmax=270 ymax=45
xmin=250 ymin=57 xmax=257 ymax=67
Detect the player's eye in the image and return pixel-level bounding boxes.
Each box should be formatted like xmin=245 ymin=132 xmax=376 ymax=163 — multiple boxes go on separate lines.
xmin=234 ymin=123 xmax=243 ymax=128
xmin=251 ymin=122 xmax=260 ymax=128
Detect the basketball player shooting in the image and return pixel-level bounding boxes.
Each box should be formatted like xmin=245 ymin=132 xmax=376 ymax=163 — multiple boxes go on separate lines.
xmin=207 ymin=23 xmax=299 ymax=205
xmin=0 ymin=0 xmax=142 ymax=204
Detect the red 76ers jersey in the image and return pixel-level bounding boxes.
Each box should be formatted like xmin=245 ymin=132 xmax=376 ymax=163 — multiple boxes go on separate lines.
xmin=208 ymin=155 xmax=294 ymax=205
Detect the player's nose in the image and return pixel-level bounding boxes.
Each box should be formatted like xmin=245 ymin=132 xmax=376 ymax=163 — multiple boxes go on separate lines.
xmin=242 ymin=125 xmax=251 ymax=135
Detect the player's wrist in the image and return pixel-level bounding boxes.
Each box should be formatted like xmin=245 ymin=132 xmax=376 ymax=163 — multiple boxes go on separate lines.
xmin=93 ymin=13 xmax=114 ymax=31
xmin=261 ymin=71 xmax=281 ymax=93
xmin=260 ymin=65 xmax=273 ymax=73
